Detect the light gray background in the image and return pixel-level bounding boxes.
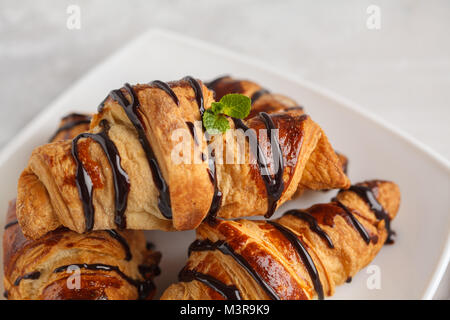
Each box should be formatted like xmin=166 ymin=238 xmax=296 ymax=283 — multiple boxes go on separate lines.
xmin=0 ymin=0 xmax=448 ymax=299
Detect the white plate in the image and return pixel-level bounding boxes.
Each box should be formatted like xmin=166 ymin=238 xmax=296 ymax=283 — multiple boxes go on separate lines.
xmin=1 ymin=29 xmax=448 ymax=300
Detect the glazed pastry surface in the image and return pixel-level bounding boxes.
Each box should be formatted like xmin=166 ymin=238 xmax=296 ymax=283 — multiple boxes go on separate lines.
xmin=17 ymin=77 xmax=349 ymax=239
xmin=161 ymin=180 xmax=400 ymax=300
xmin=3 ymin=201 xmax=160 ymax=300
xmin=207 ymin=76 xmax=349 ymax=193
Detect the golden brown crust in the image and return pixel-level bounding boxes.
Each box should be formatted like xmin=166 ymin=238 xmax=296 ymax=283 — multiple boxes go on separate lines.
xmin=17 ymin=78 xmax=349 ymax=239
xmin=161 ymin=180 xmax=400 ymax=300
xmin=207 ymin=76 xmax=302 ymax=118
xmin=4 ymin=200 xmax=160 ymax=300
xmin=216 ymin=111 xmax=350 ymax=219
xmin=95 ymin=81 xmax=215 ymax=231
xmin=207 ymin=76 xmax=349 ymax=199
xmin=17 ymin=80 xmax=214 ymax=238
xmin=5 ymin=114 xmax=161 ymax=300
xmin=50 ymin=113 xmax=92 ymax=142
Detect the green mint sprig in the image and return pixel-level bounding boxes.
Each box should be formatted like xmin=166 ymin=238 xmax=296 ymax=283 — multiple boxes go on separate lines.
xmin=203 ymin=94 xmax=251 ymax=134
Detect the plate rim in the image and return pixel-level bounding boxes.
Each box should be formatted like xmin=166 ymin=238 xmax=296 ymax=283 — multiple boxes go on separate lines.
xmin=0 ymin=28 xmax=448 ymax=299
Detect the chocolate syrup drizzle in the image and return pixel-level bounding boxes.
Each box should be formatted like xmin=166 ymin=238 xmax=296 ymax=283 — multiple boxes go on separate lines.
xmin=205 ymin=75 xmax=230 ymax=90
xmin=100 ymin=83 xmax=172 ymax=219
xmin=188 ymin=239 xmax=280 ymax=300
xmin=232 ymin=112 xmax=285 ymax=218
xmin=151 ymin=80 xmax=180 ymax=106
xmin=206 ymin=162 xmax=223 ymax=219
xmin=183 ymin=76 xmax=223 ymax=219
xmin=184 ymin=76 xmax=205 ymax=115
xmin=13 ymin=271 xmax=41 ymax=286
xmin=251 ymin=89 xmax=270 ymax=104
xmin=283 ymin=210 xmax=334 ymax=248
xmin=4 ymin=220 xmax=19 ymax=230
xmin=72 ymin=120 xmax=130 ymax=231
xmin=105 ymin=230 xmax=132 ymax=261
xmin=61 ymin=113 xmax=89 ymax=121
xmin=179 ymin=268 xmax=241 ymax=300
xmin=49 ymin=115 xmax=92 ymax=142
xmin=334 ymin=201 xmax=371 ymax=245
xmin=268 ymin=221 xmax=324 ymax=300
xmin=185 ymin=121 xmax=199 ymax=145
xmin=53 ymin=264 xmax=155 ymax=300
xmin=179 ymin=183 xmax=393 ymax=301
xmin=346 ymin=185 xmax=394 ymax=244
xmin=70 ymin=77 xmax=295 ymax=227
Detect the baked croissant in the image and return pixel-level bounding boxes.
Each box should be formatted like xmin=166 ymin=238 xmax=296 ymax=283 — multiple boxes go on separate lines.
xmin=17 ymin=77 xmax=349 ymax=239
xmin=161 ymin=180 xmax=399 ymax=300
xmin=207 ymin=75 xmax=349 ymax=185
xmin=3 ymin=201 xmax=161 ymax=300
xmin=4 ymin=114 xmax=161 ymax=300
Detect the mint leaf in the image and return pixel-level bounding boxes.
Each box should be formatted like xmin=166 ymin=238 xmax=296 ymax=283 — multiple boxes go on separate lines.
xmin=211 ymin=102 xmax=224 ymax=114
xmin=202 ymin=93 xmax=251 ymax=134
xmin=220 ymin=94 xmax=251 ymax=119
xmin=203 ymin=109 xmax=230 ymax=134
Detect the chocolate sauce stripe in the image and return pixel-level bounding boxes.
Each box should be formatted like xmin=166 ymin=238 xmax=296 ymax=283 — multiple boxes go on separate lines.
xmin=268 ymin=221 xmax=324 ymax=300
xmin=105 ymin=230 xmax=132 ymax=261
xmin=334 ymin=201 xmax=372 ymax=244
xmin=49 ymin=118 xmax=92 ymax=142
xmin=185 ymin=121 xmax=199 ymax=145
xmin=53 ymin=263 xmax=155 ymax=300
xmin=100 ymin=83 xmax=172 ymax=219
xmin=344 ymin=206 xmax=376 ymax=225
xmin=283 ymin=210 xmax=334 ymax=248
xmin=62 ymin=113 xmax=89 ymax=121
xmin=232 ymin=112 xmax=285 ymax=219
xmin=72 ymin=121 xmax=130 ymax=231
xmin=194 ymin=77 xmax=305 ymax=222
xmin=345 ymin=185 xmax=394 ymax=244
xmin=151 ymin=80 xmax=180 ymax=106
xmin=259 ymin=112 xmax=285 ymax=218
xmin=251 ymin=89 xmax=270 ymax=104
xmin=189 ymin=239 xmax=280 ymax=300
xmin=4 ymin=220 xmax=19 ymax=230
xmin=183 ymin=76 xmax=205 ymax=116
xmin=13 ymin=271 xmax=41 ymax=286
xmin=182 ymin=76 xmax=223 ymax=219
xmin=179 ymin=268 xmax=241 ymax=300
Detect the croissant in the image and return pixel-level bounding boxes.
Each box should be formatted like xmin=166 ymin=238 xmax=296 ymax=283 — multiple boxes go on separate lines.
xmin=17 ymin=77 xmax=349 ymax=239
xmin=3 ymin=201 xmax=161 ymax=300
xmin=4 ymin=114 xmax=161 ymax=300
xmin=207 ymin=75 xmax=349 ymax=184
xmin=161 ymin=180 xmax=400 ymax=300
